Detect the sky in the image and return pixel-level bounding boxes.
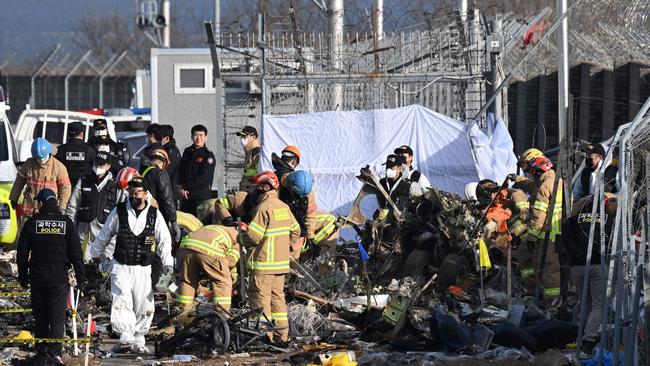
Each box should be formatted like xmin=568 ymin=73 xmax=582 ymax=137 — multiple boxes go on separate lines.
xmin=0 ymin=0 xmax=213 ymax=62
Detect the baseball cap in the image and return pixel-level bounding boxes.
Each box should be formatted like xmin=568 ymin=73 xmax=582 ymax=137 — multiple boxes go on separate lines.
xmin=394 ymin=145 xmax=414 ymax=156
xmin=586 ymin=143 xmax=606 ymax=157
xmin=35 ymin=188 xmax=57 ymax=203
xmin=236 ymin=125 xmax=258 ymax=137
xmin=95 ymin=152 xmax=111 ymax=165
xmin=68 ymin=122 xmax=85 ymax=134
xmin=127 ymin=176 xmax=148 ymax=191
xmin=383 ymin=154 xmax=406 ymax=168
xmin=93 ymin=119 xmax=108 ymax=130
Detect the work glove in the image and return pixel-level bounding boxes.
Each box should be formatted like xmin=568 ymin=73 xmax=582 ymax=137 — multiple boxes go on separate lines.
xmin=10 ymin=201 xmax=18 ymax=210
xmin=99 ymin=257 xmax=112 ymax=274
xmin=506 ymin=173 xmax=517 ymax=182
xmin=170 ymin=221 xmax=182 ymax=243
xmin=222 ymin=216 xmax=235 ymax=227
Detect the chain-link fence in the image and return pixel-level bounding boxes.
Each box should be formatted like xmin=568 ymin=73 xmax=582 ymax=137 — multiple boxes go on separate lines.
xmin=216 ymin=9 xmax=491 ymax=190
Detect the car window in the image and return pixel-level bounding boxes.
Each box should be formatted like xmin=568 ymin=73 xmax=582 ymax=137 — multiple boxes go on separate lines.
xmin=0 ymin=121 xmax=8 ymax=161
xmin=124 ymin=135 xmax=147 ymax=157
xmin=32 ymin=120 xmax=66 ymax=145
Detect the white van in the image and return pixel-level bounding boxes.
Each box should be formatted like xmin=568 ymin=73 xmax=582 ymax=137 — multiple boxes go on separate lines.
xmin=13 ymin=108 xmax=118 ymax=162
xmin=0 ymin=86 xmax=18 ymax=245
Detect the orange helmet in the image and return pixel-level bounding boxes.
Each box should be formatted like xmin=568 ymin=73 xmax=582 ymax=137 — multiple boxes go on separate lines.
xmin=252 ymin=170 xmax=280 ymax=189
xmin=529 ymin=156 xmax=553 ymax=173
xmin=282 ymin=145 xmax=301 ymax=162
xmin=116 ymin=167 xmax=140 ymax=190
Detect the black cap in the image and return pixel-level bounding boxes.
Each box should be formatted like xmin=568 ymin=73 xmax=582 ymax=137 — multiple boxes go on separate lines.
xmin=394 ymin=145 xmax=414 ymax=156
xmin=93 ymin=119 xmax=108 ymax=129
xmin=95 ymin=152 xmax=111 ymax=165
xmin=127 ymin=176 xmax=148 ymax=191
xmin=68 ymin=122 xmax=85 ymax=134
xmin=383 ymin=154 xmax=406 ymax=168
xmin=236 ymin=125 xmax=258 ymax=137
xmin=35 ymin=188 xmax=57 ymax=203
xmin=587 ymin=143 xmax=606 ymax=157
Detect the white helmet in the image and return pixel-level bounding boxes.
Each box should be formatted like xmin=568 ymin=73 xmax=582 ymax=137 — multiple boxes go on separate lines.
xmin=464 ymin=182 xmax=479 ymax=200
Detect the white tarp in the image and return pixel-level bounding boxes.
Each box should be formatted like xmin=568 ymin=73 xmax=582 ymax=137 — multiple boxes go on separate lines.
xmin=261 ymin=104 xmax=517 ymax=221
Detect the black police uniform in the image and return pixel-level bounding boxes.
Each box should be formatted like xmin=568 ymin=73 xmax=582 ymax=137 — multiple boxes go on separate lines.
xmin=165 ymin=139 xmax=183 ymax=201
xmin=54 ymin=137 xmax=96 ymax=187
xmin=17 ymin=201 xmax=85 ymax=357
xmin=178 ymin=145 xmax=216 ymax=216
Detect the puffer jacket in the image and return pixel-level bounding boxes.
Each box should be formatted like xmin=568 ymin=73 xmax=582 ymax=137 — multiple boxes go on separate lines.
xmin=10 ymin=156 xmax=71 ymax=212
xmin=239 ymin=140 xmax=260 ymax=192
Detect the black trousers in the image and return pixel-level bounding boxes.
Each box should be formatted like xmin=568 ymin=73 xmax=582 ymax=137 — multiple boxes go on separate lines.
xmin=31 ymin=281 xmax=69 ymax=356
xmin=180 ymin=198 xmax=202 ymax=217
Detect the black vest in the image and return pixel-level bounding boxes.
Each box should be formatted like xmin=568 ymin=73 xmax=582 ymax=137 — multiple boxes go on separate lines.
xmin=581 ymin=165 xmax=618 ymax=196
xmin=113 ymin=203 xmax=157 ymax=266
xmin=77 ymin=177 xmax=117 ymax=224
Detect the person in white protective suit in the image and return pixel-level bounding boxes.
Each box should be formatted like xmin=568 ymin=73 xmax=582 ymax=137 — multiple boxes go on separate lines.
xmin=90 ymin=175 xmax=173 ymax=354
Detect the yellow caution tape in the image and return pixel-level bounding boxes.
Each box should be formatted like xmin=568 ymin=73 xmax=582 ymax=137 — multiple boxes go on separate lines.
xmin=0 ymin=308 xmax=32 ymax=313
xmin=0 ymin=337 xmax=91 ymax=344
xmin=0 ymin=283 xmax=23 ymax=288
xmin=0 ymin=292 xmax=30 ymax=297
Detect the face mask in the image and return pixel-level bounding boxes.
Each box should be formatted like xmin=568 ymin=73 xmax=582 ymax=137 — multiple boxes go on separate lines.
xmin=93 ymin=166 xmax=107 ymax=176
xmin=240 ymin=137 xmax=249 ymax=147
xmin=386 ymin=168 xmax=398 ymax=179
xmin=94 ymin=129 xmax=108 ymax=137
xmin=129 ymin=196 xmax=143 ymax=208
xmin=97 ymin=145 xmax=110 ymax=152
xmin=36 ymin=155 xmax=49 ymax=165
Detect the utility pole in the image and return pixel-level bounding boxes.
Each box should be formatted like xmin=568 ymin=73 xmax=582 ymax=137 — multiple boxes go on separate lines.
xmin=329 ymin=0 xmax=344 ymax=109
xmin=162 ymin=0 xmax=171 ymax=47
xmin=557 ymin=0 xmax=571 ymax=210
xmin=488 ymin=18 xmax=503 ymax=121
xmin=214 ymin=0 xmax=221 ymax=40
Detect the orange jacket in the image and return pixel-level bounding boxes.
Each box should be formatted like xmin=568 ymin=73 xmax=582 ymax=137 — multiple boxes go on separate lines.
xmin=9 ymin=156 xmax=71 ymax=212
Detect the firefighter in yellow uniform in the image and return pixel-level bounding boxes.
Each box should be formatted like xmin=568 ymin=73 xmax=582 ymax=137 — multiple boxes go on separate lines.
xmin=175 ymin=225 xmax=241 ymax=312
xmin=237 ymin=126 xmax=260 ymax=192
xmin=513 ymin=155 xmax=563 ymax=301
xmin=243 ymin=171 xmax=300 ymax=343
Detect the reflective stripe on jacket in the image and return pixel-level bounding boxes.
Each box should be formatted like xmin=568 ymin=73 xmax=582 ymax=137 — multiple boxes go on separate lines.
xmin=9 ymin=157 xmax=71 ymax=210
xmin=527 ymin=170 xmax=563 ymax=241
xmin=179 ymin=225 xmax=238 ymax=258
xmin=244 ymin=190 xmax=300 ymax=274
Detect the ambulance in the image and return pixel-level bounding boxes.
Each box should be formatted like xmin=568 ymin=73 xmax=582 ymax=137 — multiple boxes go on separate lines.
xmin=0 ymin=86 xmax=18 ymax=245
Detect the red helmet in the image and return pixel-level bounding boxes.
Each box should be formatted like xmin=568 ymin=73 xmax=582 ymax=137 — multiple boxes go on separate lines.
xmin=116 ymin=167 xmax=140 ymax=189
xmin=529 ymin=156 xmax=553 ymax=173
xmin=252 ymin=170 xmax=280 ymax=189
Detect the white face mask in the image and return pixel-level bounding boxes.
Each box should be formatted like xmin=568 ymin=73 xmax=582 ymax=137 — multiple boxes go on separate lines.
xmin=36 ymin=155 xmax=49 ymax=165
xmin=386 ymin=168 xmax=398 ymax=179
xmin=240 ymin=137 xmax=249 ymax=147
xmin=94 ymin=129 xmax=108 ymax=137
xmin=93 ymin=166 xmax=107 ymax=176
xmin=97 ymin=145 xmax=110 ymax=152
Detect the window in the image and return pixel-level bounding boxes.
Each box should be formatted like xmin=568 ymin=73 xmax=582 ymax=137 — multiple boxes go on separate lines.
xmin=32 ymin=121 xmax=65 ymax=145
xmin=180 ymin=69 xmax=205 ymax=88
xmin=174 ymin=64 xmax=214 ymax=94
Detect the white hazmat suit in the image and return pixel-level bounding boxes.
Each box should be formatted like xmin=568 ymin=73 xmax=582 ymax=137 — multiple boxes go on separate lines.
xmin=90 ymin=200 xmax=172 ymax=349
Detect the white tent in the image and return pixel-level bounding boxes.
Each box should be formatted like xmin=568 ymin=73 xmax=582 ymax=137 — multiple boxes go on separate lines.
xmin=260 ymin=104 xmax=517 ymax=220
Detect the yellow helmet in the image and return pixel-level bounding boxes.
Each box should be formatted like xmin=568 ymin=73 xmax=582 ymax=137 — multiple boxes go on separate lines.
xmin=519 ymin=148 xmax=544 ymax=168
